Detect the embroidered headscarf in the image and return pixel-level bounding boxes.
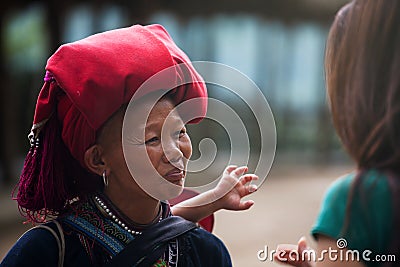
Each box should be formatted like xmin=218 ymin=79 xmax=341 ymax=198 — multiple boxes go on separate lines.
xmin=15 ymin=24 xmax=207 ymax=222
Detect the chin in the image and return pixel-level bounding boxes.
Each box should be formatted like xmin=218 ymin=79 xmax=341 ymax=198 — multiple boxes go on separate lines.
xmin=167 ymin=184 xmax=184 ymax=200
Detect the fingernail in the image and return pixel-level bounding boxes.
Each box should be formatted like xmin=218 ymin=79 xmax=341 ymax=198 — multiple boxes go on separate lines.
xmin=249 ymin=184 xmax=258 ymax=192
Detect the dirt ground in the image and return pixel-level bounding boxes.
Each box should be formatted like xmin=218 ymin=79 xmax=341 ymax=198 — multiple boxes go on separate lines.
xmin=0 ymin=163 xmax=354 ymax=266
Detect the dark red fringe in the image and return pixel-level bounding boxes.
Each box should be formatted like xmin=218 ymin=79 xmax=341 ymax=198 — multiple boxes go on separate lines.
xmin=13 ymin=114 xmax=70 ymax=223
xmin=13 ymin=112 xmax=103 ymax=223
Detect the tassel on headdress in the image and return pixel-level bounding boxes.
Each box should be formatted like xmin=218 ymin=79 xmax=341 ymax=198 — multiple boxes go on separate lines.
xmin=14 ymin=112 xmax=69 ymax=222
xmin=14 ymin=79 xmax=101 ymax=223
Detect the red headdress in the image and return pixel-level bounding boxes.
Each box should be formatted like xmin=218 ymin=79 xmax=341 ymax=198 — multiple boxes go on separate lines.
xmin=15 ymin=24 xmax=207 ymax=222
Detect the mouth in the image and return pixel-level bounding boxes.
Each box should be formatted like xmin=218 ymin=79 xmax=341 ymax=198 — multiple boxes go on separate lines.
xmin=164 ymin=168 xmax=185 ymax=185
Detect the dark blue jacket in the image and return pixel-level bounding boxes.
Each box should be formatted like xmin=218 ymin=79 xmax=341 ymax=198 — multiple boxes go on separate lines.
xmin=1 ymin=221 xmax=232 ymax=267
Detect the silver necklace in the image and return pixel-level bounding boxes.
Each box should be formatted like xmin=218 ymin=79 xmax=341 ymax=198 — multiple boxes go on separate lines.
xmin=94 ymin=195 xmax=162 ymax=235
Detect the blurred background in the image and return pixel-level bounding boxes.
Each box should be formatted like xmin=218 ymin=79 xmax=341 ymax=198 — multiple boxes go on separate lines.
xmin=0 ymin=0 xmax=353 ymax=266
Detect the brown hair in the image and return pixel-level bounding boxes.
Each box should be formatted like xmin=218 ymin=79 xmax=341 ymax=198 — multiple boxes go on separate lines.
xmin=325 ymin=0 xmax=400 ymax=262
xmin=326 ymin=0 xmax=400 ymax=170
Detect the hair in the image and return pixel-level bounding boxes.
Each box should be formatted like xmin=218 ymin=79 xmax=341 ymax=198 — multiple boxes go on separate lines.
xmin=326 ymin=0 xmax=400 ymax=170
xmin=325 ymin=0 xmax=400 ymax=262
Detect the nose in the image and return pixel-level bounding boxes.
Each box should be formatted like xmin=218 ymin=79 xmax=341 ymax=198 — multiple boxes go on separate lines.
xmin=162 ymin=139 xmax=184 ymax=164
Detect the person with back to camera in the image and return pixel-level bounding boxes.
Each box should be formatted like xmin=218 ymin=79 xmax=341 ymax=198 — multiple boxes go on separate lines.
xmin=0 ymin=23 xmax=259 ymax=267
xmin=274 ymin=1 xmax=400 ymax=266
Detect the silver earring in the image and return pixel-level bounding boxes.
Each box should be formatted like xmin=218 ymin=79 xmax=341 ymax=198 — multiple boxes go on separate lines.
xmin=102 ymin=170 xmax=108 ymax=187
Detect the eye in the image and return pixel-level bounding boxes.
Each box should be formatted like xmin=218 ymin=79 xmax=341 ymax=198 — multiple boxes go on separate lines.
xmin=177 ymin=128 xmax=186 ymax=138
xmin=145 ymin=136 xmax=159 ymax=145
xmin=180 ymin=129 xmax=186 ymax=137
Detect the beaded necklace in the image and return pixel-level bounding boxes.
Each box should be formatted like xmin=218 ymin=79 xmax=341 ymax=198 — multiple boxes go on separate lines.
xmin=93 ymin=194 xmax=178 ymax=266
xmin=93 ymin=195 xmax=163 ymax=235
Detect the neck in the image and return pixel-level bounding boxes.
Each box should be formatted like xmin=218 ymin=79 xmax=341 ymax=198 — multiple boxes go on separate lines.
xmin=103 ymin=186 xmax=160 ymax=225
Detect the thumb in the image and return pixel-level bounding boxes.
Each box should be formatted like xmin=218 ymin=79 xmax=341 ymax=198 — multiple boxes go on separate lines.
xmin=238 ymin=200 xmax=255 ymax=210
xmin=298 ymin=236 xmax=308 ymax=253
xmin=297 ymin=236 xmax=314 ymax=267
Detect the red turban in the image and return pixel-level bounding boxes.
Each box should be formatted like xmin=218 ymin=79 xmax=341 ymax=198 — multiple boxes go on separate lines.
xmin=17 ymin=24 xmax=207 ymax=221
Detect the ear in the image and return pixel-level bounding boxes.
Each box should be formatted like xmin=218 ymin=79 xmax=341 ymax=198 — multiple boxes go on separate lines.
xmin=84 ymin=145 xmax=105 ymax=176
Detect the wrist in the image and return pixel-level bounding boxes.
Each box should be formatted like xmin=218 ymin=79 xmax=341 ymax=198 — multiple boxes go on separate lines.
xmin=210 ymin=188 xmax=225 ymax=211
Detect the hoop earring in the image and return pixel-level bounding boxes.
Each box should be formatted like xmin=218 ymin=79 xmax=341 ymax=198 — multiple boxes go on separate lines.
xmin=102 ymin=170 xmax=108 ymax=187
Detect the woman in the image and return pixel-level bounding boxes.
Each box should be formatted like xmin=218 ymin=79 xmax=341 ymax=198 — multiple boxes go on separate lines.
xmin=275 ymin=1 xmax=400 ymax=266
xmin=1 ymin=24 xmax=257 ymax=267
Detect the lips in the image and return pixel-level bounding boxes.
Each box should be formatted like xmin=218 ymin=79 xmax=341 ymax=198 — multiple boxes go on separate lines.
xmin=164 ymin=168 xmax=185 ymax=184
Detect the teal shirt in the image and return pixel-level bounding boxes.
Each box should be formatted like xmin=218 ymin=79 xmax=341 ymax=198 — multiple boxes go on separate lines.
xmin=311 ymin=170 xmax=392 ymax=266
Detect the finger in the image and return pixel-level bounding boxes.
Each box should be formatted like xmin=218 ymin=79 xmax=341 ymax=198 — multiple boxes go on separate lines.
xmin=224 ymin=165 xmax=238 ymax=175
xmin=273 ymin=247 xmax=301 ymax=266
xmin=276 ymin=244 xmax=298 ymax=252
xmin=247 ymin=184 xmax=258 ymax=193
xmin=237 ymin=200 xmax=254 ymax=210
xmin=297 ymin=236 xmax=308 ymax=253
xmin=231 ymin=166 xmax=248 ymax=177
xmin=240 ymin=174 xmax=259 ymax=185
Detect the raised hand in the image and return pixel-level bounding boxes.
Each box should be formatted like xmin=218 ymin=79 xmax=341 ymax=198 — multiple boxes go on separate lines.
xmin=213 ymin=165 xmax=259 ymax=211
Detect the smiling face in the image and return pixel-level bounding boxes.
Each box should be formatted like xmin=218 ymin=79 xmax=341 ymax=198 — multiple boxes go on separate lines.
xmin=95 ymin=95 xmax=192 ymax=198
xmin=141 ymin=97 xmax=192 ymax=186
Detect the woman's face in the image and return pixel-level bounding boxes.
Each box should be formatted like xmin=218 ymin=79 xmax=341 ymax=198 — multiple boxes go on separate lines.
xmin=97 ymin=97 xmax=192 ymax=195
xmin=140 ymin=98 xmax=192 ymax=186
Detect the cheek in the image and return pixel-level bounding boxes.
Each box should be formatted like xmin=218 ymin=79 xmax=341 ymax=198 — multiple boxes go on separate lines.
xmin=180 ymin=135 xmax=192 ymax=160
xmin=145 ymin=145 xmax=164 ymax=166
xmin=105 ymin=144 xmax=125 ymax=168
